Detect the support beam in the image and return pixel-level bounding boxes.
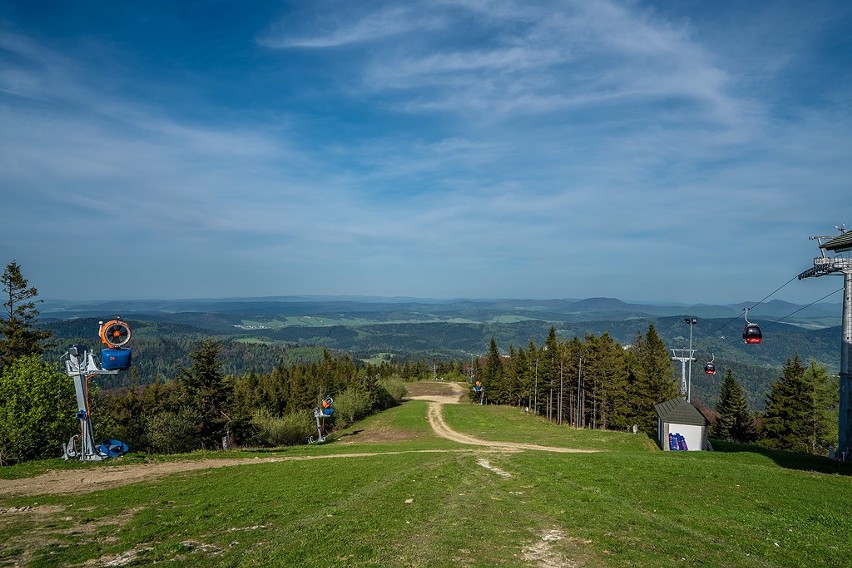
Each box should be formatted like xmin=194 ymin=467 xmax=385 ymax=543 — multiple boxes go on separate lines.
xmin=840 ymin=269 xmax=852 ymax=457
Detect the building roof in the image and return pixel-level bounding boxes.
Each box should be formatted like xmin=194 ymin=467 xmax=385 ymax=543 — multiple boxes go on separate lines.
xmin=823 ymin=232 xmax=852 ymax=253
xmin=654 ymin=397 xmax=709 ymax=426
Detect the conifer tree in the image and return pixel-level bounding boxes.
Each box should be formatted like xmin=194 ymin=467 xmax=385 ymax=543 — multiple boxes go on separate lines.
xmin=0 ymin=261 xmax=52 ymax=367
xmin=482 ymin=336 xmax=503 ymax=404
xmin=802 ymin=360 xmax=838 ymax=454
xmin=762 ymin=355 xmax=813 ymax=453
xmin=182 ymin=338 xmax=229 ymax=447
xmin=512 ymin=344 xmax=531 ymax=410
xmin=713 ymin=369 xmax=756 ymax=442
xmin=628 ymin=324 xmax=677 ymax=432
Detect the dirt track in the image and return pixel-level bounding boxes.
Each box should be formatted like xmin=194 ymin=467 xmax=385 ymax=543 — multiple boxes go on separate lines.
xmin=1 ymin=383 xmax=592 ymax=498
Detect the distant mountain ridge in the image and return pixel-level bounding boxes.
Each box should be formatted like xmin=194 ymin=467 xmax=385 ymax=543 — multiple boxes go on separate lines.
xmin=39 ymin=295 xmax=846 ymax=409
xmin=41 ymin=295 xmax=842 ymax=328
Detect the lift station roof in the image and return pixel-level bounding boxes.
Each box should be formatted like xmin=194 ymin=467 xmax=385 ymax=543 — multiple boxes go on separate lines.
xmin=823 ymin=232 xmax=852 ymax=253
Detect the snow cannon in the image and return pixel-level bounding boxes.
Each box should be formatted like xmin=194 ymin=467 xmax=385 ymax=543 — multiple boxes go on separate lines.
xmin=99 ymin=318 xmax=132 ymax=370
xmin=321 ymin=396 xmax=334 ymax=417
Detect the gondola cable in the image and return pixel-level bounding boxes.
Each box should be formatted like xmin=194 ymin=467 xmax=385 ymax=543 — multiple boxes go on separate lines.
xmin=762 ymin=287 xmax=844 ymax=331
xmin=706 ymin=274 xmax=800 ymax=339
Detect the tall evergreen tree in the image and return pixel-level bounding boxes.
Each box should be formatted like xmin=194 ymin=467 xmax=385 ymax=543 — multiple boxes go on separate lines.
xmin=712 ymin=369 xmax=756 ymax=443
xmin=585 ymin=333 xmax=629 ymax=430
xmin=762 ymin=355 xmax=814 ymax=453
xmin=482 ymin=336 xmax=503 ymax=404
xmin=512 ymin=345 xmax=531 ymax=410
xmin=0 ymin=261 xmax=52 ymax=367
xmin=802 ymin=360 xmax=838 ymax=454
xmin=540 ymin=327 xmax=560 ymax=419
xmin=628 ymin=324 xmax=677 ymax=432
xmin=181 ymin=339 xmax=229 ymax=448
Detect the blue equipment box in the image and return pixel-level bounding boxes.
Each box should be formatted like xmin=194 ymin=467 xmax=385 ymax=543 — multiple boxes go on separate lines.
xmin=101 ymin=348 xmax=132 ymax=370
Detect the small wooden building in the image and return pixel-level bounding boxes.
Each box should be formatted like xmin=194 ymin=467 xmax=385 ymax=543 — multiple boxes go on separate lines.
xmin=654 ymin=397 xmax=710 ymax=451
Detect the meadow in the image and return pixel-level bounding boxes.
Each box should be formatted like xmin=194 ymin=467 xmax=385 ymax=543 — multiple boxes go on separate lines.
xmin=1 ymin=388 xmax=849 ymax=567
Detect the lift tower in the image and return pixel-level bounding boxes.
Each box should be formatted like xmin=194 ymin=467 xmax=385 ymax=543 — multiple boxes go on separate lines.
xmin=798 ymin=230 xmax=852 ymax=460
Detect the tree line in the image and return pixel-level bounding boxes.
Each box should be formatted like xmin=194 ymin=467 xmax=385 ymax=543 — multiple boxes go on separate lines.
xmin=0 ymin=261 xmax=840 ymax=463
xmin=465 ymin=325 xmax=839 ymax=455
xmin=464 ymin=325 xmax=679 ymax=433
xmin=0 ymin=262 xmax=424 ymax=463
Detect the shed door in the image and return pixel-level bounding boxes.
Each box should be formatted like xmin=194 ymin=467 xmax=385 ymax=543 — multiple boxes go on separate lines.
xmin=669 ymin=424 xmax=703 ymax=451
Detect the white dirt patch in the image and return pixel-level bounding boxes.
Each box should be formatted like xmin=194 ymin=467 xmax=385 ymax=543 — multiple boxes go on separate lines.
xmin=477 ymin=458 xmax=512 ymax=478
xmin=96 ymin=547 xmax=154 ymax=567
xmin=522 ymin=529 xmax=577 ymax=568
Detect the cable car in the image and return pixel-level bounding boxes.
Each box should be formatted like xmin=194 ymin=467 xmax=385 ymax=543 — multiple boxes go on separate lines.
xmin=704 ymin=354 xmax=716 ymax=375
xmin=742 ymin=308 xmax=762 ymax=344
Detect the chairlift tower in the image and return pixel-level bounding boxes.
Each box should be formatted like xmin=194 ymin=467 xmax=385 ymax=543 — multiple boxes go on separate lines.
xmin=798 ymin=230 xmax=852 ymax=460
xmin=671 ymin=349 xmax=696 ymax=399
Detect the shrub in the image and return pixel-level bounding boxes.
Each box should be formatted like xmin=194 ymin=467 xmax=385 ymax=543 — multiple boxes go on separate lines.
xmin=0 ymin=355 xmax=75 ymax=464
xmin=145 ymin=408 xmax=198 ymax=454
xmin=377 ymin=377 xmax=407 ymax=409
xmin=334 ymin=387 xmax=373 ymax=425
xmin=251 ymin=409 xmax=314 ymax=446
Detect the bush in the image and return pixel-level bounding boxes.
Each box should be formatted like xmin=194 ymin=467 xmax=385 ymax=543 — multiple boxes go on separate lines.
xmin=251 ymin=409 xmax=314 ymax=446
xmin=0 ymin=355 xmax=75 ymax=464
xmin=334 ymin=387 xmax=373 ymax=425
xmin=145 ymin=408 xmax=198 ymax=454
xmin=377 ymin=377 xmax=407 ymax=409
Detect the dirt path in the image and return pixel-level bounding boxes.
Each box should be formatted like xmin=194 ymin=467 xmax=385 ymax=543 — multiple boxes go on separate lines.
xmin=0 ymin=449 xmax=509 ymax=498
xmin=1 ymin=382 xmax=592 ymax=498
xmin=419 ymin=386 xmax=596 ymax=454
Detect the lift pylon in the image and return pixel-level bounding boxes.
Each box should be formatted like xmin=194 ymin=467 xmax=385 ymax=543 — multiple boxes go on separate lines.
xmin=798 ymin=230 xmax=852 ymax=460
xmin=671 ymin=349 xmax=696 ymax=398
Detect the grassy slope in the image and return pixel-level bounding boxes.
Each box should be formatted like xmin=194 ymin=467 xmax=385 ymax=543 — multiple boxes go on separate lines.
xmin=1 ymin=398 xmax=850 ymax=567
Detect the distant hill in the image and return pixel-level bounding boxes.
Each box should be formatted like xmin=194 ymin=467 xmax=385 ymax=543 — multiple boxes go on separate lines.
xmin=40 ymin=295 xmax=845 ymax=409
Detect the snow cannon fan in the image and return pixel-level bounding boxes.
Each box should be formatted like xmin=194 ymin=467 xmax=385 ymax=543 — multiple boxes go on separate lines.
xmin=321 ymin=396 xmax=335 ymax=417
xmin=99 ymin=318 xmax=132 ymax=370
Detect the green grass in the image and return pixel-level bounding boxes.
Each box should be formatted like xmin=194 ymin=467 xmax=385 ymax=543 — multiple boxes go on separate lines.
xmin=443 ymin=404 xmax=659 ymax=452
xmin=2 ymin=399 xmax=850 ymax=567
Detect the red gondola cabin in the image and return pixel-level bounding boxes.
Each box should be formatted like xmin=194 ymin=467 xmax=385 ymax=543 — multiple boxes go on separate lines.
xmin=743 ymin=323 xmax=762 ymax=344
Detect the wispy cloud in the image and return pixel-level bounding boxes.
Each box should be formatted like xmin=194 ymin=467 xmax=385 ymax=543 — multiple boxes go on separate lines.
xmin=258 ymin=5 xmax=445 ymax=48
xmin=1 ymin=1 xmax=850 ymax=302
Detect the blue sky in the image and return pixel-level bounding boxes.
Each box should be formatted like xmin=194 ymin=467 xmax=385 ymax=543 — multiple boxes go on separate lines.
xmin=1 ymin=0 xmax=850 ymax=304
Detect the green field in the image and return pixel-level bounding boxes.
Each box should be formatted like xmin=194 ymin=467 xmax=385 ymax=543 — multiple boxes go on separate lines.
xmin=1 ymin=395 xmax=850 ymax=567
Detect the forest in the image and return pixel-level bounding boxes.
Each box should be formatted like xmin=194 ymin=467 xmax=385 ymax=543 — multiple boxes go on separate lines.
xmin=0 ymin=261 xmax=842 ymax=464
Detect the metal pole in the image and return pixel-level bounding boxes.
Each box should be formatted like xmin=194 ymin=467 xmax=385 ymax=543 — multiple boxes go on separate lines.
xmin=839 ymin=269 xmax=852 ymax=457
xmin=685 ymin=318 xmax=697 ymax=402
xmin=576 ymin=357 xmax=582 ymax=428
xmin=558 ymin=359 xmax=563 ymax=425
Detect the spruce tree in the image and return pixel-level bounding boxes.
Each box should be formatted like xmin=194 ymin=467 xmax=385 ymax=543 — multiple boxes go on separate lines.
xmin=0 ymin=261 xmax=52 ymax=367
xmin=482 ymin=336 xmax=503 ymax=404
xmin=629 ymin=324 xmax=678 ymax=432
xmin=181 ymin=339 xmax=229 ymax=448
xmin=713 ymin=369 xmax=755 ymax=442
xmin=762 ymin=355 xmax=811 ymax=453
xmin=802 ymin=360 xmax=838 ymax=454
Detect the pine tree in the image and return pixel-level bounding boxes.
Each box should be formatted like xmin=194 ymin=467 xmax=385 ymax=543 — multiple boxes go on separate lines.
xmin=713 ymin=369 xmax=756 ymax=442
xmin=803 ymin=360 xmax=838 ymax=454
xmin=0 ymin=261 xmax=52 ymax=367
xmin=181 ymin=339 xmax=229 ymax=448
xmin=482 ymin=336 xmax=503 ymax=404
xmin=629 ymin=324 xmax=678 ymax=432
xmin=762 ymin=355 xmax=812 ymax=453
xmin=512 ymin=345 xmax=531 ymax=410
xmin=545 ymin=326 xmax=564 ymax=419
